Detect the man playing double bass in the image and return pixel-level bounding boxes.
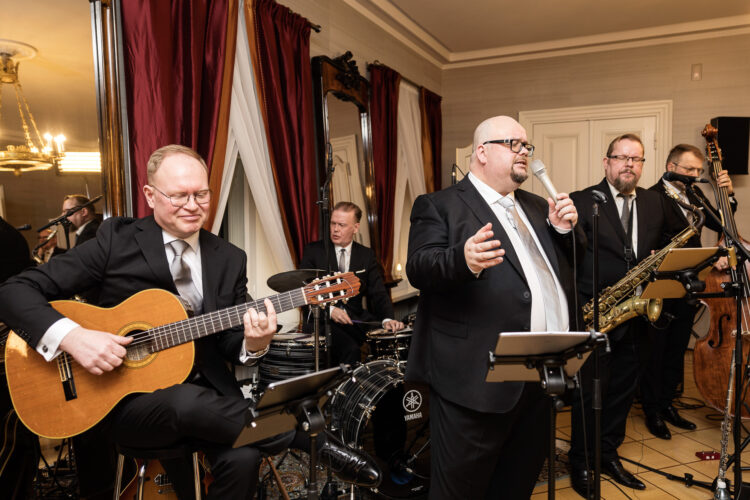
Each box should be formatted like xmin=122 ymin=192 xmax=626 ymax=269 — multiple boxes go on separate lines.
xmin=641 ymin=143 xmax=737 ymax=440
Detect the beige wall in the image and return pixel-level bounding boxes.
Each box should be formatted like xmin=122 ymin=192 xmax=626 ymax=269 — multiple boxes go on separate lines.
xmin=441 ymin=34 xmax=750 ymax=236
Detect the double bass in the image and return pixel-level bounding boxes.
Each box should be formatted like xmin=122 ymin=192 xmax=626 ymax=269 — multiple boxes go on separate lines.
xmin=692 ymin=124 xmax=750 ymax=417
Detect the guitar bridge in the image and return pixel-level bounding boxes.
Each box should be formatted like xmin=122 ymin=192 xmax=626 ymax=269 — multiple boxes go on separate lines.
xmin=57 ymin=353 xmax=77 ymax=401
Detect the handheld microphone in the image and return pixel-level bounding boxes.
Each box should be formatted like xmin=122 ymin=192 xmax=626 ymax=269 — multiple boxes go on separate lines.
xmin=662 ymin=171 xmax=710 ymax=185
xmin=529 ymin=159 xmax=558 ymax=200
xmin=15 ymin=224 xmax=31 ymax=231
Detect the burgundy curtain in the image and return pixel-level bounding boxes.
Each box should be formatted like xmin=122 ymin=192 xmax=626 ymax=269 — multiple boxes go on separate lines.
xmin=369 ymin=65 xmax=401 ymax=281
xmin=121 ymin=0 xmax=234 ymax=217
xmin=420 ymin=87 xmax=443 ymax=193
xmin=251 ymin=0 xmax=317 ymax=264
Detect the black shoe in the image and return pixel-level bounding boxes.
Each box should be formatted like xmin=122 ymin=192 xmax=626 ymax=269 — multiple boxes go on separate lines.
xmin=318 ymin=433 xmax=381 ymax=488
xmin=601 ymin=459 xmax=645 ymax=490
xmin=660 ymin=405 xmax=697 ymax=430
xmin=570 ymin=468 xmax=595 ymax=499
xmin=645 ymin=413 xmax=671 ymax=440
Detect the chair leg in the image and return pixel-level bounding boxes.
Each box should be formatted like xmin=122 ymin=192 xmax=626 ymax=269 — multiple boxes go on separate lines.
xmin=192 ymin=452 xmax=202 ymax=500
xmin=113 ymin=454 xmax=125 ymax=500
xmin=136 ymin=459 xmax=149 ymax=500
xmin=265 ymin=456 xmax=291 ymax=500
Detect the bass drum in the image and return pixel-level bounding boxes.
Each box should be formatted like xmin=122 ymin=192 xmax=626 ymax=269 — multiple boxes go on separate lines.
xmin=329 ymin=359 xmax=429 ymax=498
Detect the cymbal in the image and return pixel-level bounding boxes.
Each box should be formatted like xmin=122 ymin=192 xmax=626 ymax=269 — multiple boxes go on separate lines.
xmin=266 ymin=269 xmax=326 ymax=292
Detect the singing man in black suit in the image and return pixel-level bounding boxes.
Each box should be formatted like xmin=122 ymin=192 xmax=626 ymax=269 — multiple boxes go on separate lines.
xmin=299 ymin=201 xmax=403 ymax=364
xmin=0 ymin=145 xmax=378 ymax=499
xmin=406 ymin=115 xmax=580 ymax=499
xmin=62 ymin=194 xmax=101 ymax=247
xmin=568 ymin=134 xmax=683 ymax=497
xmin=641 ymin=143 xmax=737 ymax=440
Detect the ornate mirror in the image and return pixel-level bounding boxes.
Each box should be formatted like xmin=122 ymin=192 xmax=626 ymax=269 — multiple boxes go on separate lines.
xmin=311 ymin=52 xmax=379 ymax=259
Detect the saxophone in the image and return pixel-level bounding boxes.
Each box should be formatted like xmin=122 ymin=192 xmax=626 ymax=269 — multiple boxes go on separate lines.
xmin=583 ymin=196 xmax=705 ymax=333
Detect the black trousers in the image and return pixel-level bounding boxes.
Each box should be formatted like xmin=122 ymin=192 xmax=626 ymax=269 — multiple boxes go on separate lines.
xmin=641 ymin=300 xmax=699 ymax=414
xmin=111 ymin=383 xmax=296 ymax=500
xmin=569 ymin=319 xmax=651 ymax=470
xmin=429 ymin=385 xmax=549 ymax=500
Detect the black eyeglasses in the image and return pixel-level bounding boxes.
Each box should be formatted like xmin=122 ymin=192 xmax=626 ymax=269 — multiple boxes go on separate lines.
xmin=671 ymin=162 xmax=704 ymax=176
xmin=607 ymin=155 xmax=646 ymax=166
xmin=482 ymin=139 xmax=535 ymax=156
xmin=150 ymin=185 xmax=211 ymax=207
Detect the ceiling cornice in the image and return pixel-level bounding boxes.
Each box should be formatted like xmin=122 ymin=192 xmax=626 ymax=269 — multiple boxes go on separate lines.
xmin=345 ymin=2 xmax=750 ymax=70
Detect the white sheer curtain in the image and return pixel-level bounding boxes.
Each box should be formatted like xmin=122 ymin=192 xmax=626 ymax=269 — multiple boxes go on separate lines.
xmin=211 ymin=4 xmax=293 ymax=273
xmin=392 ymin=81 xmax=427 ymax=278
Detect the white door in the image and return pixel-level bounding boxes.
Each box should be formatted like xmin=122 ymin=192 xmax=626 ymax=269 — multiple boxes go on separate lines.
xmin=527 ymin=120 xmax=589 ymax=197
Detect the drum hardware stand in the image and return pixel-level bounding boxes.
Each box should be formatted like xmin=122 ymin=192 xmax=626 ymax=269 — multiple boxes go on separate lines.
xmin=34 ymin=437 xmax=78 ymax=499
xmin=234 ymin=366 xmax=345 ymax=500
xmin=488 ymin=331 xmax=603 ymax=500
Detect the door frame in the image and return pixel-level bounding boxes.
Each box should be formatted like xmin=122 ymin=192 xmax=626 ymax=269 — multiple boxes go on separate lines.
xmin=519 ymin=100 xmax=673 ymax=168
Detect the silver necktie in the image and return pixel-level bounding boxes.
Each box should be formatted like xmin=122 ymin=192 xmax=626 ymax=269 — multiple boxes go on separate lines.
xmin=338 ymin=248 xmax=347 ymax=273
xmin=168 ymin=240 xmax=202 ymax=314
xmin=617 ymin=193 xmax=633 ymax=233
xmin=499 ymin=197 xmax=562 ymax=331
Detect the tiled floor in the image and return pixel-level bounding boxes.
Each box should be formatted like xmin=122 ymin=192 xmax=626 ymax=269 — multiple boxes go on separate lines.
xmin=531 ymin=350 xmax=742 ymax=499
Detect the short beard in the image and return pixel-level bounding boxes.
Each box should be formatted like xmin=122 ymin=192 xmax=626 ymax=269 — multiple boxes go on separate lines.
xmin=510 ymin=168 xmax=528 ymax=185
xmin=613 ymin=175 xmax=637 ymax=193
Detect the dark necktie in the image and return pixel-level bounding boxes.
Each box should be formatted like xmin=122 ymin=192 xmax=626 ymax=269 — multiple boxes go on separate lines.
xmin=617 ymin=193 xmax=633 ymax=232
xmin=498 ymin=197 xmax=562 ymax=330
xmin=168 ymin=240 xmax=202 ymax=314
xmin=338 ymin=248 xmax=347 ymax=273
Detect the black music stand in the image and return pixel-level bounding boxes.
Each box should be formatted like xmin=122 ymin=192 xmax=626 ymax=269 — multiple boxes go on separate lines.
xmin=233 ymin=366 xmax=344 ymax=500
xmin=487 ymin=331 xmax=606 ymax=500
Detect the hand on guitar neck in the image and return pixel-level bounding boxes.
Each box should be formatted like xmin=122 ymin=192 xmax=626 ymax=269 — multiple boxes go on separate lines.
xmin=59 ymin=327 xmax=133 ymax=375
xmin=241 ymin=298 xmax=277 ymax=353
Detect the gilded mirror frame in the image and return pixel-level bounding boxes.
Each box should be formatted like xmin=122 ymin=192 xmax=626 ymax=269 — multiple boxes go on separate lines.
xmin=311 ymin=52 xmax=380 ymax=267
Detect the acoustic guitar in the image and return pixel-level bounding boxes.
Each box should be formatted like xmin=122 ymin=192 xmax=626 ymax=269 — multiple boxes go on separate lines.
xmin=5 ymin=273 xmax=360 ymax=439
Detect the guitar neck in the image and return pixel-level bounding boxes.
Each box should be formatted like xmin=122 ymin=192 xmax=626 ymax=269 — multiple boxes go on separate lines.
xmin=151 ymin=288 xmax=307 ymax=352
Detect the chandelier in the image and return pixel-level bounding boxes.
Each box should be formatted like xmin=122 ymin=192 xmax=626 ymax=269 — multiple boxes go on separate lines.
xmin=0 ymin=39 xmax=65 ymax=176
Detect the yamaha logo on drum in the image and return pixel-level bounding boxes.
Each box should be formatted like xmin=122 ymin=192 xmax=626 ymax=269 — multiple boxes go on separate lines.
xmin=403 ymin=389 xmax=423 ymax=421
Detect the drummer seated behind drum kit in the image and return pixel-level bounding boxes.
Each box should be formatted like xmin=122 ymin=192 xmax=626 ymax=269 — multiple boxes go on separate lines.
xmin=260 ymin=269 xmax=429 ymax=498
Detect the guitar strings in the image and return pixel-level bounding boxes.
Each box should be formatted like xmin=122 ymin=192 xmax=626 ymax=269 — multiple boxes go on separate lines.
xmin=46 ymin=275 xmax=358 ymax=371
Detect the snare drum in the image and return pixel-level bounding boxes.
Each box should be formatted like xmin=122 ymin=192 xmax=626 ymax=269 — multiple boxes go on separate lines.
xmin=366 ymin=328 xmax=413 ymax=363
xmin=328 ymin=359 xmax=430 ymax=498
xmin=258 ymin=333 xmax=325 ymax=390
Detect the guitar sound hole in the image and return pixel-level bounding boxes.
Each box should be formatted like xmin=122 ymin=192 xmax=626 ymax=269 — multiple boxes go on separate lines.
xmin=125 ymin=329 xmax=151 ymax=362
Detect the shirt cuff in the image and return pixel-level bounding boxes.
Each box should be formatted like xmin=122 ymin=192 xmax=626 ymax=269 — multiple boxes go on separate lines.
xmin=552 ymin=224 xmax=573 ymax=234
xmin=381 ymin=318 xmax=393 ymax=328
xmin=37 ymin=318 xmax=79 ymax=361
xmin=238 ymin=343 xmax=270 ymax=365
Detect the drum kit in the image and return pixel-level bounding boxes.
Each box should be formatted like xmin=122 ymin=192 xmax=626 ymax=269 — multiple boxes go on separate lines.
xmin=260 ymin=270 xmax=430 ymax=498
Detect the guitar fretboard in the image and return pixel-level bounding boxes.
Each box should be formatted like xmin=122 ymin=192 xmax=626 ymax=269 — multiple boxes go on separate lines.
xmin=149 ymin=288 xmax=306 ymax=352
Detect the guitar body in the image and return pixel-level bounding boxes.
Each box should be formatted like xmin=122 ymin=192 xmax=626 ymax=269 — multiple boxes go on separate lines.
xmin=5 ymin=289 xmax=195 ymax=439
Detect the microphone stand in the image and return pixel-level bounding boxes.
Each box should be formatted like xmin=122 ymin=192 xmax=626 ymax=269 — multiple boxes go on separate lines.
xmin=683 ymin=183 xmax=750 ymax=498
xmin=317 ymin=142 xmax=338 ymax=500
xmin=591 ymin=195 xmax=604 ymax=500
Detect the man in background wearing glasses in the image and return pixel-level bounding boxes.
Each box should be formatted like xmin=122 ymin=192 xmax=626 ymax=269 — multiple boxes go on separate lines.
xmin=406 ymin=115 xmax=581 ymax=499
xmin=569 ymin=134 xmax=684 ymax=497
xmin=640 ymin=143 xmax=736 ymax=441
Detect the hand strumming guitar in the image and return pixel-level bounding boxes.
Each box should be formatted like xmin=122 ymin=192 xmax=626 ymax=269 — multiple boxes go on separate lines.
xmin=59 ymin=327 xmax=133 ymax=375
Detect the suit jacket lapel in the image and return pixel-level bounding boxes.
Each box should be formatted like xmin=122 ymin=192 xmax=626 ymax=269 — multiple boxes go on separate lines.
xmin=134 ymin=216 xmax=176 ymax=293
xmin=456 ymin=178 xmax=526 ymax=281
xmin=199 ymin=230 xmax=220 ymax=312
xmin=634 ymin=187 xmax=650 ymax=258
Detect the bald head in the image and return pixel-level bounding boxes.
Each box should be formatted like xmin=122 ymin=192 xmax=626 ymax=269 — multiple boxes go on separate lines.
xmin=470 ymin=116 xmax=531 ymax=194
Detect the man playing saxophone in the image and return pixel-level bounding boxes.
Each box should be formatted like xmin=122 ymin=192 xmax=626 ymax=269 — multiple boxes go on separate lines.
xmin=567 ymin=134 xmax=684 ymax=498
xmin=641 ymin=144 xmax=736 ymax=440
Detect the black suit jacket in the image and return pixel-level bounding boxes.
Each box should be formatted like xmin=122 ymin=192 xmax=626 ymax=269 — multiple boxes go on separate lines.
xmin=299 ymin=240 xmax=395 ymax=323
xmin=405 ymin=177 xmax=583 ymax=413
xmin=74 ymin=218 xmax=101 ymax=247
xmin=570 ymin=178 xmax=683 ymax=304
xmin=0 ymin=216 xmax=33 ymax=284
xmin=0 ymin=216 xmax=249 ymax=398
xmin=649 ymin=180 xmax=737 ymax=248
